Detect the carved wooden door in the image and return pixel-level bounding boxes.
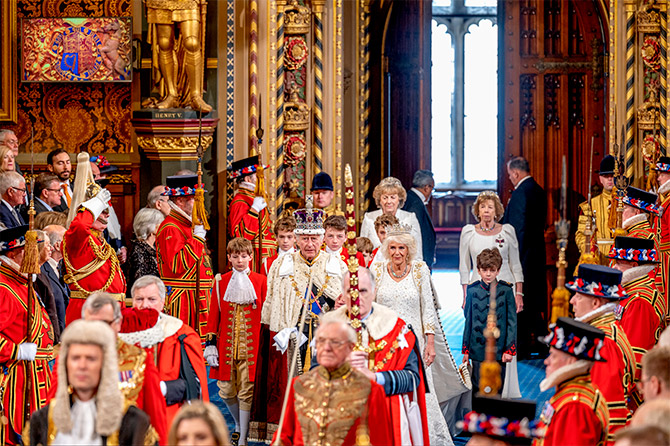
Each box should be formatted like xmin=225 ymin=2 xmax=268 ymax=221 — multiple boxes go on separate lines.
xmin=500 ymin=0 xmax=607 ymax=231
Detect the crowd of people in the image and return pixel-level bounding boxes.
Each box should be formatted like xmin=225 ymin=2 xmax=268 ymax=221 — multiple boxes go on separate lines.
xmin=0 ymin=129 xmax=668 ymax=445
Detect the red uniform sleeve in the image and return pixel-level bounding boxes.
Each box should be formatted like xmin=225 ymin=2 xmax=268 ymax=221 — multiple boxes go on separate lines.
xmin=229 ymin=198 xmax=262 ymax=238
xmin=543 ymin=402 xmax=603 ymax=446
xmin=620 ymin=300 xmax=658 ymax=352
xmin=64 ymin=209 xmax=95 ymax=254
xmin=660 ymin=201 xmax=670 ymax=251
xmin=0 ymin=289 xmax=21 ymax=362
xmin=156 ymin=223 xmax=206 ymax=278
xmin=205 ymin=274 xmax=230 ymax=340
xmin=141 ymin=350 xmax=168 ymax=445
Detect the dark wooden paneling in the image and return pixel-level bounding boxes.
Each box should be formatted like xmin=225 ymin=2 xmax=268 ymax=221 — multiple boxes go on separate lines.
xmin=368 ymin=0 xmax=431 ymax=202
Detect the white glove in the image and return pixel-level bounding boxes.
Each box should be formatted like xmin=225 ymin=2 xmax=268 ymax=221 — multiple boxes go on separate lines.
xmin=159 ymin=381 xmax=167 ymax=396
xmin=81 ymin=188 xmax=111 ymax=220
xmin=17 ymin=343 xmax=37 ymax=361
xmin=204 ymin=345 xmax=219 ymax=367
xmin=193 ymin=225 xmax=206 ymax=239
xmin=251 ymin=196 xmax=267 ymax=213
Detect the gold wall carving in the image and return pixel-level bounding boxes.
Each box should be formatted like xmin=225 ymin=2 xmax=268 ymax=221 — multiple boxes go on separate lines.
xmin=137 ymin=135 xmax=214 ymax=161
xmin=0 ymin=1 xmax=17 ymax=122
xmin=2 ymin=0 xmax=132 ymax=153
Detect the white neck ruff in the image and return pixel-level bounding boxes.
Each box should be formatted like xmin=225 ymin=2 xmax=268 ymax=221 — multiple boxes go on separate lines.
xmin=622 ymin=264 xmax=655 ymax=285
xmin=539 ymin=359 xmax=593 ymax=392
xmin=575 ymin=302 xmax=617 ymax=324
xmin=622 ymin=213 xmax=648 ymax=230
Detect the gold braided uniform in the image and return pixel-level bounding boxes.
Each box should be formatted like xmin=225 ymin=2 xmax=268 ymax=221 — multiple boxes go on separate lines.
xmin=576 ymin=190 xmax=613 ymax=262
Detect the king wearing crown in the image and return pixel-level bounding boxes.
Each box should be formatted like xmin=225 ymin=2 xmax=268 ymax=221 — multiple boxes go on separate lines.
xmin=249 ymin=196 xmax=347 ymax=443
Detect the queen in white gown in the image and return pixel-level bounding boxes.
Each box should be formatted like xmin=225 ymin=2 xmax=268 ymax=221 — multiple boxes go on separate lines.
xmin=372 ymin=226 xmax=455 ymax=445
xmin=458 ymin=190 xmax=523 ymax=398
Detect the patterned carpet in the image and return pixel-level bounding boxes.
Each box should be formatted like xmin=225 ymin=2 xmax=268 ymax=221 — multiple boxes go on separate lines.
xmin=209 ymin=269 xmax=553 ymax=445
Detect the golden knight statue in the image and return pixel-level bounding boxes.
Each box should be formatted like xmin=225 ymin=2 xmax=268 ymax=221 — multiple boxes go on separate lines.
xmin=143 ymin=0 xmax=212 ymax=113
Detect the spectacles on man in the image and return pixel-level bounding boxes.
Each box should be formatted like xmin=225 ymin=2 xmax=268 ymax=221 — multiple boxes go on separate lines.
xmin=11 ymin=186 xmax=26 ymax=194
xmin=46 ymin=188 xmax=62 ymax=193
xmin=315 ymin=338 xmax=350 ymax=348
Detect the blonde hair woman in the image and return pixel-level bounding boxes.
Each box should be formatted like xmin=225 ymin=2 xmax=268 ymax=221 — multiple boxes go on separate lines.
xmin=0 ymin=146 xmax=15 ymax=173
xmin=169 ymin=401 xmax=231 ymax=446
xmin=359 ymin=176 xmax=424 ymax=260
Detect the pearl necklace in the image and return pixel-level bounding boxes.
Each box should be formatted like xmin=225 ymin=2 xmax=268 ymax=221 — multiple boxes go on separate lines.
xmin=389 ymin=263 xmax=409 ymax=278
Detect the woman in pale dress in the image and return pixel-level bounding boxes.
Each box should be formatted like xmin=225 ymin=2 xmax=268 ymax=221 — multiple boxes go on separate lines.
xmin=371 ymin=226 xmax=455 ymax=445
xmin=360 ymin=177 xmax=424 ymax=260
xmin=458 ymin=190 xmax=523 ymax=397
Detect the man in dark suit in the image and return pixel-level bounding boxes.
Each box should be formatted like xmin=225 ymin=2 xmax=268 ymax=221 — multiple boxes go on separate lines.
xmin=503 ymin=156 xmax=547 ymax=359
xmin=0 ymin=171 xmax=26 ymax=230
xmin=402 ymin=170 xmax=436 ymax=269
xmin=46 ymin=148 xmax=72 ymax=213
xmin=43 ymin=225 xmax=69 ymax=336
xmin=32 ymin=173 xmax=63 ymax=215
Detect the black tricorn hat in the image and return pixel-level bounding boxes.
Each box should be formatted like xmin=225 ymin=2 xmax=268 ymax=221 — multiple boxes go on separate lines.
xmin=597 ymin=155 xmax=615 ymax=175
xmin=654 ymin=156 xmax=670 ymax=172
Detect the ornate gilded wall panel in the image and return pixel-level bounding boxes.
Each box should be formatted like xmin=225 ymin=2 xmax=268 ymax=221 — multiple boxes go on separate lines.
xmin=4 ymin=0 xmax=132 ymax=153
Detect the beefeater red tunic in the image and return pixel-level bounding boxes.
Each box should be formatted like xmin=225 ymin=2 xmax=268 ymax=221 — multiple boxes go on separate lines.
xmin=206 ymin=270 xmax=266 ymax=381
xmin=533 ymin=374 xmax=608 ymax=446
xmin=62 ymin=208 xmax=126 ymax=325
xmin=155 ymin=208 xmax=213 ymax=340
xmin=586 ymin=308 xmax=637 ymax=444
xmin=228 ymin=187 xmax=276 ymax=272
xmin=655 ymin=187 xmax=670 ymax=323
xmin=619 ymin=266 xmax=666 ymax=392
xmin=0 ymin=262 xmax=53 ymax=445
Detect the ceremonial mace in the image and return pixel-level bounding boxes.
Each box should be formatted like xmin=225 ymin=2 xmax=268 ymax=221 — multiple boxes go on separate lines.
xmin=254 ymin=98 xmax=267 ymax=274
xmin=551 ymin=156 xmax=571 ymax=323
xmin=344 ymin=165 xmax=364 ymax=347
xmin=609 ymin=125 xmax=629 ymax=237
xmin=478 ymin=279 xmax=501 ymax=396
xmin=577 ymin=136 xmax=598 ymax=267
xmin=21 ymin=128 xmax=40 ymax=428
xmin=191 ymin=110 xmax=209 ymax=336
xmin=344 ymin=164 xmax=371 ymax=446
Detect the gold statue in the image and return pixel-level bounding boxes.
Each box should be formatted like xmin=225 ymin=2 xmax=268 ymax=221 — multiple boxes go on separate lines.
xmin=143 ymin=0 xmax=212 ymax=112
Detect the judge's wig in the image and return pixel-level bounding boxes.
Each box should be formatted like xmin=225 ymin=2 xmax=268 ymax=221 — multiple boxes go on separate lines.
xmin=53 ymin=320 xmax=123 ymax=437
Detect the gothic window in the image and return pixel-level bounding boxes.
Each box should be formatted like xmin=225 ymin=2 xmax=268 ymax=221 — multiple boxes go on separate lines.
xmin=432 ymin=0 xmax=498 ymax=189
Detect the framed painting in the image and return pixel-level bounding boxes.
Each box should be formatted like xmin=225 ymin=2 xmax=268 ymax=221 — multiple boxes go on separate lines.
xmin=0 ymin=1 xmax=17 ymax=122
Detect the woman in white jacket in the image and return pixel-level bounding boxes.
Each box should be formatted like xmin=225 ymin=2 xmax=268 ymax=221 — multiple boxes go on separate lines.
xmin=359 ymin=176 xmax=423 ymax=261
